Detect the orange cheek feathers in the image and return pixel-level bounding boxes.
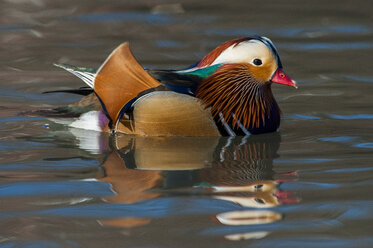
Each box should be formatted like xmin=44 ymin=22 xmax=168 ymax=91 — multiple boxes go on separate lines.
xmin=248 ymin=63 xmax=277 ymax=83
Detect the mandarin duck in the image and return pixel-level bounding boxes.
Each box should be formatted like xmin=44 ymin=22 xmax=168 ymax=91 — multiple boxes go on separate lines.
xmin=40 ymin=36 xmax=297 ymax=136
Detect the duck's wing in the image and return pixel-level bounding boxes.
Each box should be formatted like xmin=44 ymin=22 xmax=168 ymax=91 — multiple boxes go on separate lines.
xmin=147 ymin=64 xmax=222 ymax=95
xmin=147 ymin=69 xmax=202 ymax=95
xmin=52 ymin=63 xmax=220 ymax=96
xmin=94 ymin=42 xmax=161 ymax=128
xmin=51 ymin=67 xmax=201 ymax=96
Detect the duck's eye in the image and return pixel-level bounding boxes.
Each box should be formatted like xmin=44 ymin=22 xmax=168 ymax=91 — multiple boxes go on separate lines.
xmin=253 ymin=58 xmax=262 ymax=66
xmin=254 ymin=198 xmax=265 ymax=204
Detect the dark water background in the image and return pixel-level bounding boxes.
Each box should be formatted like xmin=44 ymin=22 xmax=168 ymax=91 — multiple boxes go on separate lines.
xmin=1 ymin=0 xmax=373 ymax=247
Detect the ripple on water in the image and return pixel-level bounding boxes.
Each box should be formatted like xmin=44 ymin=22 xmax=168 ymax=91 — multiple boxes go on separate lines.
xmin=0 ymin=157 xmax=100 ymax=170
xmin=326 ymin=114 xmax=373 ymax=120
xmin=341 ymin=75 xmax=373 ymax=83
xmin=276 ymin=158 xmax=338 ymax=164
xmin=72 ymin=12 xmax=174 ymax=24
xmin=0 ymin=25 xmax=33 ymax=32
xmin=281 ymin=42 xmax=373 ymax=51
xmin=203 ymin=25 xmax=372 ymax=38
xmin=0 ymin=180 xmax=112 ymax=198
xmin=318 ymin=136 xmax=373 ymax=149
xmin=318 ymin=136 xmax=358 ymax=143
xmin=286 ymin=114 xmax=321 ymax=120
xmin=0 ymin=116 xmax=45 ymax=123
xmin=155 ymin=40 xmax=185 ymax=48
xmin=354 ymin=143 xmax=373 ymax=149
xmin=0 ymin=140 xmax=48 ymax=151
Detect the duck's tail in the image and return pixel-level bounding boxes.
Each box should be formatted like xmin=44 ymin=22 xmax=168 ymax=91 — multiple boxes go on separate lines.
xmin=54 ymin=63 xmax=97 ymax=88
xmin=43 ymin=86 xmax=93 ymax=96
xmin=51 ymin=43 xmax=161 ymax=131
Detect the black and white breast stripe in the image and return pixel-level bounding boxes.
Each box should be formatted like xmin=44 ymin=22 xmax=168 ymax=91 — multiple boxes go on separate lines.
xmin=215 ymin=112 xmax=251 ymax=137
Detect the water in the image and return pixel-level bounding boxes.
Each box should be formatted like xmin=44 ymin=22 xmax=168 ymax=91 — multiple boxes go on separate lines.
xmin=1 ymin=0 xmax=373 ymax=247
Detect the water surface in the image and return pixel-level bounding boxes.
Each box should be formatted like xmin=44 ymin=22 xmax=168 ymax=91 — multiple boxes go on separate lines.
xmin=1 ymin=0 xmax=373 ymax=247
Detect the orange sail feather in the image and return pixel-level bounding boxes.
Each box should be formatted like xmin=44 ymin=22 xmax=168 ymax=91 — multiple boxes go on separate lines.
xmin=94 ymin=42 xmax=161 ymax=126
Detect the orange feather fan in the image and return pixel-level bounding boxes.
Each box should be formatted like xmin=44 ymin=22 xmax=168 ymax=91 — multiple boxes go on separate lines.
xmin=94 ymin=43 xmax=160 ymax=127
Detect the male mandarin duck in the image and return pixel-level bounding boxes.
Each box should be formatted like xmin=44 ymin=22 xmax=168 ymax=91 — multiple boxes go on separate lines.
xmin=42 ymin=36 xmax=297 ymax=136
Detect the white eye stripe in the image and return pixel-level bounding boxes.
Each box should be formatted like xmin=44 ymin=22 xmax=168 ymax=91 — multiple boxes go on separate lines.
xmin=211 ymin=40 xmax=273 ymax=66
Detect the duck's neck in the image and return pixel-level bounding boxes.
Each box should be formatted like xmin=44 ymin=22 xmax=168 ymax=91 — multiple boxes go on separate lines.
xmin=196 ymin=65 xmax=281 ymax=135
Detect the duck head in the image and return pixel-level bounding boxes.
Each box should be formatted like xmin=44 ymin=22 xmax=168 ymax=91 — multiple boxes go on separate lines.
xmin=195 ymin=36 xmax=297 ymax=88
xmin=195 ymin=36 xmax=296 ymax=133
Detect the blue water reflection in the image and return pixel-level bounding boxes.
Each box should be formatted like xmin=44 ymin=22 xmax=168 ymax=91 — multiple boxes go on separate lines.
xmin=0 ymin=181 xmax=111 ymax=198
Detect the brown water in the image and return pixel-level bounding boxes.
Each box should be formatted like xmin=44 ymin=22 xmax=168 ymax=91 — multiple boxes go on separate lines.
xmin=1 ymin=0 xmax=373 ymax=247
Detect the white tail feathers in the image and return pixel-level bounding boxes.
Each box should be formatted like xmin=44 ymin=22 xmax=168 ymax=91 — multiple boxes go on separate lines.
xmin=54 ymin=63 xmax=96 ymax=88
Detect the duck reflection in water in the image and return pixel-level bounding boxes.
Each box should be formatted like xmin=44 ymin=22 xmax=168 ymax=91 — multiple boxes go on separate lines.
xmin=97 ymin=132 xmax=298 ymax=239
